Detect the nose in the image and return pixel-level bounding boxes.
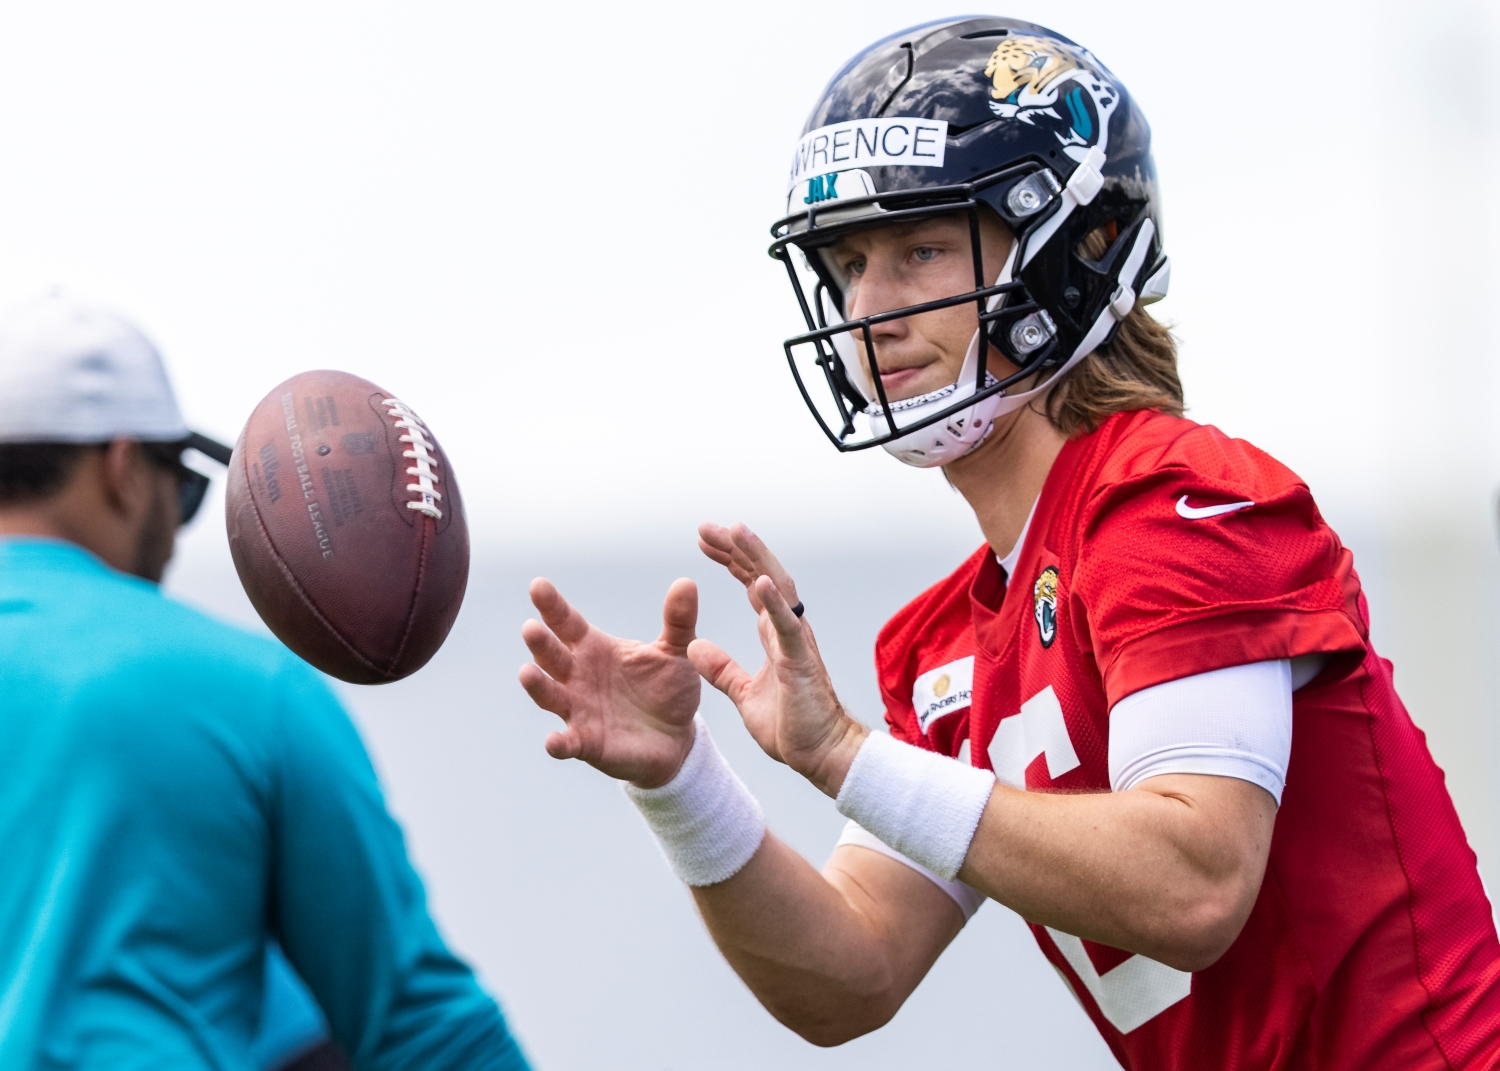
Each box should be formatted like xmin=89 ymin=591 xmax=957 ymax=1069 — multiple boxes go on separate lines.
xmin=844 ymin=259 xmax=910 ymax=343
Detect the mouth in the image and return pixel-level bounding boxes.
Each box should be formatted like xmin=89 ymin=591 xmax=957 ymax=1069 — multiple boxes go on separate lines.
xmin=875 ymin=365 xmax=934 ymax=400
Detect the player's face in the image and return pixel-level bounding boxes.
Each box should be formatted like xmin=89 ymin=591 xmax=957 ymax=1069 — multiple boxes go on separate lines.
xmin=826 ymin=211 xmax=1015 ymax=402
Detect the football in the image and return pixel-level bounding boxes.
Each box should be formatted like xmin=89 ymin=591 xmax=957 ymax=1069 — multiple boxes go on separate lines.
xmin=225 ymin=370 xmax=469 ymax=683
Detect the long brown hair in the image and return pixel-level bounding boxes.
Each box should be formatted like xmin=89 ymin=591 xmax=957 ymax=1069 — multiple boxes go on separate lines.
xmin=1042 ymin=225 xmax=1183 ymax=436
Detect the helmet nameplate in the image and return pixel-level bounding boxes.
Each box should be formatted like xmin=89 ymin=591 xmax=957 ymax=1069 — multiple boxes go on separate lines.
xmin=787 ymin=117 xmax=949 ymax=195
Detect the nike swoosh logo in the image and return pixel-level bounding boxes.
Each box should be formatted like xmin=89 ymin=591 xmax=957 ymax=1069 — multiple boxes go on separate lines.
xmin=1175 ymin=495 xmax=1255 ymax=520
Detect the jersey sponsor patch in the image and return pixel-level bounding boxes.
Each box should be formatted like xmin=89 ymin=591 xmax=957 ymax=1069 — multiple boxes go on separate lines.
xmin=912 ymin=655 xmax=974 ymax=734
xmin=787 ymin=117 xmax=948 ymax=192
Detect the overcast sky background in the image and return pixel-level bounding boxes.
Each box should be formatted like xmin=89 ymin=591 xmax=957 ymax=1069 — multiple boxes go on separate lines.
xmin=1 ymin=0 xmax=1495 ymax=551
xmin=2 ymin=1 xmax=1497 ymax=1068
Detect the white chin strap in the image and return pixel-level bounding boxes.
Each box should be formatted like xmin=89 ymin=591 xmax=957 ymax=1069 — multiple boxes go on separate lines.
xmin=873 ymin=218 xmax=1159 ymax=469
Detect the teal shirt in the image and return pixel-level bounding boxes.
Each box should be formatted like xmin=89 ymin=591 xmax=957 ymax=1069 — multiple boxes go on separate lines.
xmin=0 ymin=539 xmax=529 ymax=1071
xmin=251 ymin=945 xmax=330 ymax=1068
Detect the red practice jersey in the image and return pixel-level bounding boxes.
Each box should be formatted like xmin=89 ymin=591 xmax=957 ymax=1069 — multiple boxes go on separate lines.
xmin=876 ymin=410 xmax=1500 ymax=1069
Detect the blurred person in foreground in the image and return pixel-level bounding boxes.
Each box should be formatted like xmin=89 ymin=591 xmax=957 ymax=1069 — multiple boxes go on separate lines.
xmin=519 ymin=18 xmax=1500 ymax=1071
xmin=0 ymin=293 xmax=530 ymax=1071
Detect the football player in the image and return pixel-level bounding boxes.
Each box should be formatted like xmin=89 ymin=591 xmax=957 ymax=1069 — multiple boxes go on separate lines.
xmin=519 ymin=17 xmax=1500 ymax=1069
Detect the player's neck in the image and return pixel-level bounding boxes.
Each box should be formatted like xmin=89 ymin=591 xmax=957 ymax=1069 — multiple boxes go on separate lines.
xmin=0 ymin=465 xmax=150 ymax=577
xmin=943 ymin=402 xmax=1066 ymax=560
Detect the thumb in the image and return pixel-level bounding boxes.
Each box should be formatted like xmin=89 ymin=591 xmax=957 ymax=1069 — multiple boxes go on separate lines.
xmin=658 ymin=577 xmax=698 ymax=651
xmin=688 ymin=638 xmax=750 ymax=705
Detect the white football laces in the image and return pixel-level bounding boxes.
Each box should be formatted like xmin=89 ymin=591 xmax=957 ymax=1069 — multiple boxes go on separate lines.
xmin=381 ymin=398 xmax=443 ymax=519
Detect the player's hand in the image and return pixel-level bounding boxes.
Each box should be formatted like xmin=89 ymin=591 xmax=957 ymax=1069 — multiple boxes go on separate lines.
xmin=519 ymin=577 xmax=701 ymax=788
xmin=690 ymin=523 xmax=867 ymax=797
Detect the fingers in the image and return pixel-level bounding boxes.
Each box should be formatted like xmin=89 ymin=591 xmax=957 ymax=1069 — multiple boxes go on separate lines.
xmin=520 ymin=661 xmax=585 ymax=763
xmin=528 ymin=577 xmax=590 ymax=645
xmin=518 ymin=662 xmax=571 ymax=717
xmin=688 ymin=638 xmax=751 ymax=705
xmin=697 ymin=522 xmax=735 ymax=566
xmin=658 ymin=577 xmax=699 ymax=651
xmin=753 ymin=574 xmax=810 ymax=661
xmin=519 ymin=588 xmax=578 ymax=717
xmin=698 ymin=523 xmax=756 ymax=587
xmin=730 ymin=524 xmax=799 ymax=606
xmin=544 ymin=728 xmax=583 ymax=761
xmin=699 ymin=522 xmax=801 ymax=618
xmin=521 ymin=618 xmax=573 ymax=681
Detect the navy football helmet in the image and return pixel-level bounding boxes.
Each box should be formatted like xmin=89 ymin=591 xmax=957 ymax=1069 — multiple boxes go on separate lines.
xmin=770 ymin=17 xmax=1169 ymax=465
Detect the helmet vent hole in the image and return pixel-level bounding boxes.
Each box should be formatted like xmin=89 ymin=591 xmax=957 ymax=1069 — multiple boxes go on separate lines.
xmin=960 ymin=28 xmax=1010 ymax=38
xmin=875 ymin=43 xmax=915 ymax=117
xmin=1075 ymin=220 xmax=1119 ymax=262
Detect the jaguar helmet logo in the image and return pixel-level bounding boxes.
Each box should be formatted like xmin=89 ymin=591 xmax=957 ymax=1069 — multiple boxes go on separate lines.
xmin=1033 ymin=566 xmax=1059 ymax=648
xmin=982 ymin=35 xmax=1118 ymax=153
xmin=985 ymin=36 xmax=1083 ymax=103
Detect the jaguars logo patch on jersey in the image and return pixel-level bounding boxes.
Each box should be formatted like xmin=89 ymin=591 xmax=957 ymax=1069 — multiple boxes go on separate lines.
xmin=1033 ymin=566 xmax=1059 ymax=648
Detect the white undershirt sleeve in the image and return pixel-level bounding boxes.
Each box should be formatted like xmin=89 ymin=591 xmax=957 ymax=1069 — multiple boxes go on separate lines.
xmin=1107 ymin=656 xmax=1324 ymax=805
xmin=835 ymin=820 xmax=986 ymax=918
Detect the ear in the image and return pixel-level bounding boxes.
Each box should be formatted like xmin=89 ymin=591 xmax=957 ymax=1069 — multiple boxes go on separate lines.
xmin=99 ymin=438 xmax=152 ymax=519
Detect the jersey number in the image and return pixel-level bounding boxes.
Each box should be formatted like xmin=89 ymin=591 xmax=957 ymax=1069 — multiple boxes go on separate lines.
xmin=987 ymin=686 xmax=1193 ymax=1033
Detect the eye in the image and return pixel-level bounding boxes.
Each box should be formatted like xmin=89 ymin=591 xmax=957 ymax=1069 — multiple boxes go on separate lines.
xmin=913 ymin=246 xmax=939 ymax=262
xmin=844 ymin=256 xmax=867 ymax=276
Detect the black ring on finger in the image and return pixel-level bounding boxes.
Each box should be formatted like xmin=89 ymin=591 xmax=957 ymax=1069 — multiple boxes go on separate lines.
xmin=790 ymin=601 xmax=805 ymax=618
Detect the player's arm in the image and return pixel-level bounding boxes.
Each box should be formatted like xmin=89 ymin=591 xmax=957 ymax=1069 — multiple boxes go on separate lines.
xmin=518 ymin=576 xmax=967 ymax=1045
xmin=693 ymin=836 xmax=966 ymax=1044
xmin=957 ymin=773 xmax=1273 ymax=970
xmin=956 ymin=657 xmax=1301 ymax=970
xmin=694 ymin=523 xmax=1276 ymax=974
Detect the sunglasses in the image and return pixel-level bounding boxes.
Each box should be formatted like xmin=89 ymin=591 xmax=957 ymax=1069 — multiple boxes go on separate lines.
xmin=141 ymin=433 xmax=231 ymax=526
xmin=141 ymin=442 xmax=209 ymax=525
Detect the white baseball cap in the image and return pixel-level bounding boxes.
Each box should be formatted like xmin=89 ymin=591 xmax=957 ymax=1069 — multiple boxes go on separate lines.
xmin=0 ymin=290 xmax=193 ymax=444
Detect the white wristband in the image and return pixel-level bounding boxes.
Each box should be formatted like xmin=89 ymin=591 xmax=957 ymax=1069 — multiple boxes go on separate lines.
xmin=835 ymin=731 xmax=996 ymax=881
xmin=622 ymin=716 xmax=767 ymax=886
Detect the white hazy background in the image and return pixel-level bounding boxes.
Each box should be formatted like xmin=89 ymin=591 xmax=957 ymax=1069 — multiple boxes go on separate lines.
xmin=2 ymin=1 xmax=1498 ymax=1067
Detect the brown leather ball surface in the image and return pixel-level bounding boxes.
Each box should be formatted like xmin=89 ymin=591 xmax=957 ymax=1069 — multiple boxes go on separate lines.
xmin=225 ymin=370 xmax=469 ymax=683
